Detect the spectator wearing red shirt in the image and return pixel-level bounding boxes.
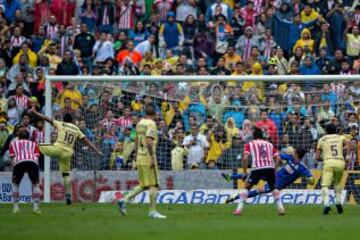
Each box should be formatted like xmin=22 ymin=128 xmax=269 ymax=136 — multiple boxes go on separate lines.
xmin=256 ymin=109 xmax=278 ymax=146
xmin=116 ymin=41 xmax=142 ymax=66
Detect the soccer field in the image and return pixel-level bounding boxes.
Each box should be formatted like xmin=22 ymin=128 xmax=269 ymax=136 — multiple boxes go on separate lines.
xmin=0 ymin=204 xmax=359 ymax=240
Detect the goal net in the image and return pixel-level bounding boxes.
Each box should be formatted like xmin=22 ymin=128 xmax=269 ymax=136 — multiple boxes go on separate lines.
xmin=43 ymin=75 xmax=360 ymax=205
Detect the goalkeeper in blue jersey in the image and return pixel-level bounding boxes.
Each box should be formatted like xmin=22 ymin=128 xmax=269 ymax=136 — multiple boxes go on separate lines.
xmin=223 ymin=148 xmax=315 ymax=203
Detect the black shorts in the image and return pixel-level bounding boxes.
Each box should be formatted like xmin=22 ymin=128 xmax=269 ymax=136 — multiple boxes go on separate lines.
xmin=12 ymin=161 xmax=39 ymax=184
xmin=246 ymin=168 xmax=276 ymax=191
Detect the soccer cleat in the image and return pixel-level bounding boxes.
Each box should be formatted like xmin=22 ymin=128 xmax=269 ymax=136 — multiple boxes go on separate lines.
xmin=118 ymin=199 xmax=127 ymax=216
xmin=12 ymin=205 xmax=20 ymax=214
xmin=233 ymin=209 xmax=242 ymax=216
xmin=226 ymin=196 xmax=236 ymax=204
xmin=221 ymin=173 xmax=232 ymax=182
xmin=33 ymin=209 xmax=42 ymax=215
xmin=277 ymin=207 xmax=286 ymax=216
xmin=149 ymin=211 xmax=167 ymax=219
xmin=65 ymin=193 xmax=72 ymax=205
xmin=335 ymin=204 xmax=344 ymax=214
xmin=323 ymin=206 xmax=331 ymax=215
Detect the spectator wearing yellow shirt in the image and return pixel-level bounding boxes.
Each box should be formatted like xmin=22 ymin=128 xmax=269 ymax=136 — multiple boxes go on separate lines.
xmin=0 ymin=86 xmax=6 ymax=111
xmin=109 ymin=142 xmax=125 ymax=170
xmin=206 ymin=125 xmax=231 ymax=169
xmin=161 ymin=98 xmax=185 ymax=128
xmin=171 ymin=129 xmax=189 ymax=171
xmin=38 ymin=42 xmax=62 ymax=69
xmin=13 ymin=43 xmax=38 ymax=68
xmin=293 ymin=28 xmax=315 ymax=54
xmin=122 ymin=126 xmax=136 ymax=168
xmin=151 ymin=59 xmax=164 ymax=75
xmin=58 ymin=83 xmax=83 ymax=110
xmin=200 ymin=115 xmax=216 ymax=135
xmin=232 ymin=61 xmax=246 ymax=75
xmin=225 ymin=117 xmax=240 ymax=140
xmin=345 ymin=25 xmax=360 ymax=60
xmin=242 ymin=62 xmax=264 ymax=101
xmin=223 ymin=46 xmax=242 ymax=72
xmin=301 ymin=4 xmax=321 ymax=26
xmin=139 ymin=51 xmax=155 ymax=71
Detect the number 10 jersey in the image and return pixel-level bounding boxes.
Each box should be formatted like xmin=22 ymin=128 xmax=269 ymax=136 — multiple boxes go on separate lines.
xmin=53 ymin=120 xmax=85 ymax=153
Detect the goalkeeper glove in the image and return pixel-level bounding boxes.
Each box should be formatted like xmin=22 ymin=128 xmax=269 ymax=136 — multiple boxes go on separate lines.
xmin=308 ymin=177 xmax=315 ymax=185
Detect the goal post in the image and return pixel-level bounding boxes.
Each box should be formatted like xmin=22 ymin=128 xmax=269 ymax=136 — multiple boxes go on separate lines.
xmin=43 ymin=75 xmax=360 ymax=203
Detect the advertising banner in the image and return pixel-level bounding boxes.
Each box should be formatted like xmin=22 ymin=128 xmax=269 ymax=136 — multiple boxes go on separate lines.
xmin=98 ymin=189 xmax=347 ymax=205
xmin=0 ymin=170 xmax=359 ymax=204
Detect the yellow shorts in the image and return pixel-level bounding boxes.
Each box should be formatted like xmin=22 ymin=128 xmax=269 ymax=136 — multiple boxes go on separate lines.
xmin=321 ymin=160 xmax=345 ymax=187
xmin=39 ymin=144 xmax=73 ymax=174
xmin=137 ymin=165 xmax=159 ymax=188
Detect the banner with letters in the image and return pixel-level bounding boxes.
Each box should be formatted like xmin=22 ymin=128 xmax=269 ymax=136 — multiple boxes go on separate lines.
xmin=0 ymin=170 xmax=359 ymax=204
xmin=98 ymin=189 xmax=347 ymax=205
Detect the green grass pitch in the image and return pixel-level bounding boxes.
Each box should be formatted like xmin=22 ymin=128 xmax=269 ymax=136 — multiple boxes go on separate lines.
xmin=0 ymin=204 xmax=359 ymax=240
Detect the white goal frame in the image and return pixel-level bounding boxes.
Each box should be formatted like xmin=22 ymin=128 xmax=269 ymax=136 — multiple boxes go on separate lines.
xmin=44 ymin=75 xmax=360 ymax=202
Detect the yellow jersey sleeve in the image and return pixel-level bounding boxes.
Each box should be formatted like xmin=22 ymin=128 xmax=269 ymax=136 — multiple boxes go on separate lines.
xmin=77 ymin=128 xmax=85 ymax=140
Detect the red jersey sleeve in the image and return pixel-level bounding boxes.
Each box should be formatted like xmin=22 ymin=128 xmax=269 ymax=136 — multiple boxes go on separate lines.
xmin=9 ymin=142 xmax=15 ymax=157
xmin=244 ymin=143 xmax=250 ymax=156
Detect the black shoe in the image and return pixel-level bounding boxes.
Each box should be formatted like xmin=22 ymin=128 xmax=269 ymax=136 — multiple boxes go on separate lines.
xmin=335 ymin=204 xmax=343 ymax=214
xmin=66 ymin=193 xmax=72 ymax=205
xmin=225 ymin=196 xmax=235 ymax=204
xmin=323 ymin=206 xmax=331 ymax=215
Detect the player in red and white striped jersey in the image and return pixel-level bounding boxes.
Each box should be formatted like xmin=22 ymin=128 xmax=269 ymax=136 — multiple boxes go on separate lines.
xmin=9 ymin=128 xmax=41 ymax=214
xmin=233 ymin=127 xmax=285 ymax=216
xmin=243 ymin=138 xmax=278 ymax=169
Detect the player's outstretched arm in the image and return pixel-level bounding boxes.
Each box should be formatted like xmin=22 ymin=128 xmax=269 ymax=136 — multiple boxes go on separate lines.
xmin=29 ymin=107 xmax=54 ymax=125
xmin=83 ymin=137 xmax=103 ymax=156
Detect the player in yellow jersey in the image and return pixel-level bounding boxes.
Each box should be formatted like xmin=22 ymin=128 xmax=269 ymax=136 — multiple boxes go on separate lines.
xmin=29 ymin=107 xmax=102 ymax=205
xmin=118 ymin=104 xmax=166 ymax=219
xmin=316 ymin=123 xmax=350 ymax=215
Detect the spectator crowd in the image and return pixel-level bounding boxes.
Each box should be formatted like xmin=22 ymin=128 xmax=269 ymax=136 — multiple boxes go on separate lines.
xmin=0 ymin=0 xmax=359 ymax=172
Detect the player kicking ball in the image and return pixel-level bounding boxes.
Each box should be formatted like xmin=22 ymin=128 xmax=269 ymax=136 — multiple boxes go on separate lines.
xmin=231 ymin=127 xmax=284 ymax=216
xmin=118 ymin=105 xmax=166 ymax=219
xmin=29 ymin=107 xmax=102 ymax=205
xmin=316 ymin=123 xmax=350 ymax=215
xmin=223 ymin=148 xmax=315 ymax=204
xmin=9 ymin=128 xmax=42 ymax=214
